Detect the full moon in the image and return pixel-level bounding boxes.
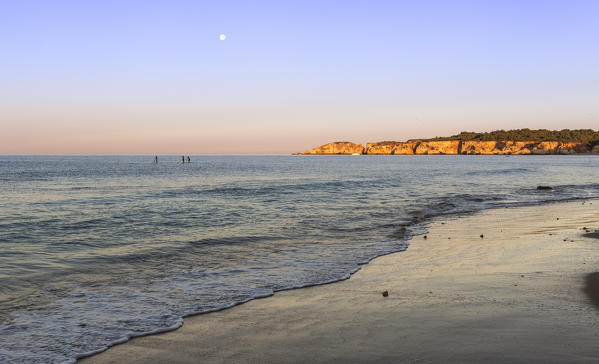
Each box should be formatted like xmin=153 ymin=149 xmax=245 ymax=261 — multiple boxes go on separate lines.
xmin=219 ymin=34 xmax=226 ymax=41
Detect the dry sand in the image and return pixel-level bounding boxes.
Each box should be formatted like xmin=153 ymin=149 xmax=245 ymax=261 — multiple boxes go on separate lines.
xmin=82 ymin=200 xmax=599 ymax=363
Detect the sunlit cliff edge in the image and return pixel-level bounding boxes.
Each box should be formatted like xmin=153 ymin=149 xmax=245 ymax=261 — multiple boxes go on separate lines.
xmin=299 ymin=129 xmax=599 ymax=155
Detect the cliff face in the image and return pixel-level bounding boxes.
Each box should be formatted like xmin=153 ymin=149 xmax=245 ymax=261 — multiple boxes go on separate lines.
xmin=365 ymin=141 xmax=460 ymax=155
xmin=303 ymin=140 xmax=596 ymax=155
xmin=365 ymin=142 xmax=417 ymax=155
xmin=559 ymin=142 xmax=590 ymax=154
xmin=304 ymin=142 xmax=364 ymax=155
xmin=415 ymin=141 xmax=460 ymax=155
xmin=460 ymin=141 xmax=590 ymax=155
xmin=496 ymin=141 xmax=535 ymax=155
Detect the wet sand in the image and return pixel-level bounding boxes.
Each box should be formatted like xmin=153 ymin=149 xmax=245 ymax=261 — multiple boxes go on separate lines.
xmin=82 ymin=200 xmax=599 ymax=363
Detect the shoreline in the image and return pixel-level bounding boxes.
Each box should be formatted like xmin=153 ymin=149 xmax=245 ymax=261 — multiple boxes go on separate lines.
xmin=74 ymin=197 xmax=588 ymax=361
xmin=82 ymin=199 xmax=599 ymax=363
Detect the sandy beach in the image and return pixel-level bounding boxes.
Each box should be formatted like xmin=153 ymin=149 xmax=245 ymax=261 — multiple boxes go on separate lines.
xmin=82 ymin=200 xmax=599 ymax=363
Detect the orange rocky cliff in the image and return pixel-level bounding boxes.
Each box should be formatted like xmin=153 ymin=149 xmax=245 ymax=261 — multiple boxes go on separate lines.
xmin=302 ymin=142 xmax=364 ymax=155
xmin=302 ymin=141 xmax=596 ymax=155
xmin=365 ymin=141 xmax=417 ymax=155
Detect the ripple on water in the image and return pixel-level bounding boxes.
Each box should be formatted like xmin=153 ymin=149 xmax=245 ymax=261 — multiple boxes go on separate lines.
xmin=1 ymin=155 xmax=599 ymax=363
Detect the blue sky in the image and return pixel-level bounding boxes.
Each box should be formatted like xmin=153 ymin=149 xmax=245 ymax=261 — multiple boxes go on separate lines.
xmin=1 ymin=0 xmax=598 ymax=153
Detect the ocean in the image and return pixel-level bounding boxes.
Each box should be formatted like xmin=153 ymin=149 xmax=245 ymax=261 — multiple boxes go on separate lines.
xmin=1 ymin=155 xmax=598 ymax=363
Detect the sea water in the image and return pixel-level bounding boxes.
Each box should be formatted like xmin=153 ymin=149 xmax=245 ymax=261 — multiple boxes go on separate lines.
xmin=1 ymin=155 xmax=598 ymax=363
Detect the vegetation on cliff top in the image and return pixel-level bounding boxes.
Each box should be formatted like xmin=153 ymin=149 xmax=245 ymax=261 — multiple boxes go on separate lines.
xmin=429 ymin=129 xmax=599 ymax=145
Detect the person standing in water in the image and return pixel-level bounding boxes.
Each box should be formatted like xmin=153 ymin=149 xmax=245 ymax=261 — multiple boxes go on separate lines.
xmin=181 ymin=155 xmax=185 ymax=163
xmin=154 ymin=156 xmax=158 ymax=164
xmin=186 ymin=156 xmax=190 ymax=163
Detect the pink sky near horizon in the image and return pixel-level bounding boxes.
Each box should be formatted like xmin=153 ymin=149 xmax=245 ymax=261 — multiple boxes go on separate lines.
xmin=4 ymin=106 xmax=596 ymax=154
xmin=4 ymin=85 xmax=596 ymax=154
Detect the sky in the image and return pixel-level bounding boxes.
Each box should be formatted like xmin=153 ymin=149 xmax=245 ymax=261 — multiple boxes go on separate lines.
xmin=1 ymin=0 xmax=598 ymax=154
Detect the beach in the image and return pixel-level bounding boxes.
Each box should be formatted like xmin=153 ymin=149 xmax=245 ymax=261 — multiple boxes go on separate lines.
xmin=4 ymin=0 xmax=599 ymax=361
xmin=82 ymin=200 xmax=599 ymax=363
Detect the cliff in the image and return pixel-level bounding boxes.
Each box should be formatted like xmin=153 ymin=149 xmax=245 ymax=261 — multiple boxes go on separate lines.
xmin=365 ymin=141 xmax=417 ymax=155
xmin=459 ymin=141 xmax=591 ymax=155
xmin=303 ymin=142 xmax=364 ymax=155
xmin=415 ymin=141 xmax=461 ymax=155
xmin=303 ymin=140 xmax=596 ymax=155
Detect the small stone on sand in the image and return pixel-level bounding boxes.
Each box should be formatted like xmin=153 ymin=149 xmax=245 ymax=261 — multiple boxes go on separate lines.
xmin=382 ymin=290 xmax=389 ymax=297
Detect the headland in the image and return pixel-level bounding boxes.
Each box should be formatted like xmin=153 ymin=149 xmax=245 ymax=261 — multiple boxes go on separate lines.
xmin=300 ymin=129 xmax=599 ymax=155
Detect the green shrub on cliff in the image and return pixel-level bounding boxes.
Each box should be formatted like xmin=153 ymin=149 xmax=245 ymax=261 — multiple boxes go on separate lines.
xmin=430 ymin=129 xmax=599 ymax=145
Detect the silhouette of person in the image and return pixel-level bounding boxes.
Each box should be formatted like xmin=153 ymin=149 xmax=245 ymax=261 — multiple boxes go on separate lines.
xmin=181 ymin=155 xmax=185 ymax=163
xmin=187 ymin=156 xmax=190 ymax=163
xmin=154 ymin=156 xmax=158 ymax=164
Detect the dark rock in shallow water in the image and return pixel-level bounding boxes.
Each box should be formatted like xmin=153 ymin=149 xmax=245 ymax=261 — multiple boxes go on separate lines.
xmin=480 ymin=234 xmax=484 ymax=238
xmin=537 ymin=186 xmax=553 ymax=190
xmin=382 ymin=290 xmax=389 ymax=297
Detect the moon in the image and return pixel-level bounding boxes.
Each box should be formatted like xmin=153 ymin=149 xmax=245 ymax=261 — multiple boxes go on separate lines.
xmin=219 ymin=34 xmax=226 ymax=41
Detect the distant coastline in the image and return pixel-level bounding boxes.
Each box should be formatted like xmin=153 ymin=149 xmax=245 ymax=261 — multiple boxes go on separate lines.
xmin=299 ymin=129 xmax=599 ymax=155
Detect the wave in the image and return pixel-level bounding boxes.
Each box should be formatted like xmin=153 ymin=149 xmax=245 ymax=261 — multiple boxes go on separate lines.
xmin=464 ymin=167 xmax=533 ymax=176
xmin=2 ymin=155 xmax=599 ymax=364
xmin=73 ymin=189 xmax=597 ymax=363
